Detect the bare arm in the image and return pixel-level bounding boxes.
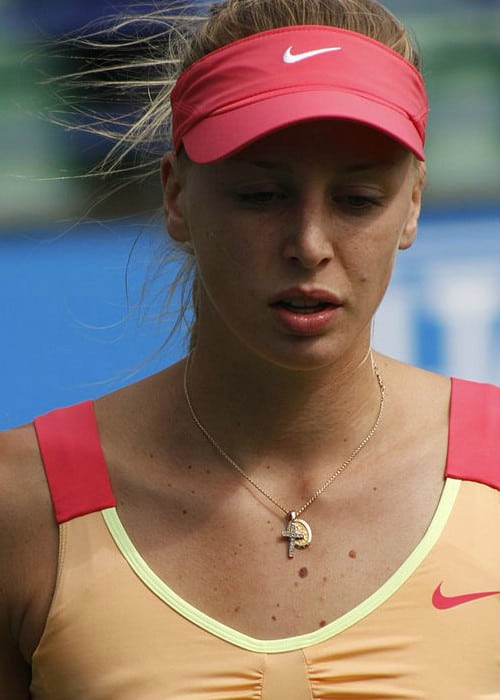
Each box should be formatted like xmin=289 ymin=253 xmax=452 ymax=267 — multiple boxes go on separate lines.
xmin=0 ymin=632 xmax=32 ymax=699
xmin=0 ymin=425 xmax=58 ymax=698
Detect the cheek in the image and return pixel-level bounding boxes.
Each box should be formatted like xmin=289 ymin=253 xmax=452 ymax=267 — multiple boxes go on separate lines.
xmin=195 ymin=230 xmax=250 ymax=279
xmin=346 ymin=222 xmax=403 ymax=290
xmin=191 ymin=226 xmax=257 ymax=310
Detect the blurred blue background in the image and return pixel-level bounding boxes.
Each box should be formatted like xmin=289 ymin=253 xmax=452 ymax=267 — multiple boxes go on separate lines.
xmin=1 ymin=0 xmax=500 ymax=428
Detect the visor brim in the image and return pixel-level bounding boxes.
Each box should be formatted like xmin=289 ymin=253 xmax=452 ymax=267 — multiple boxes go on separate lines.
xmin=182 ymin=90 xmax=425 ymax=164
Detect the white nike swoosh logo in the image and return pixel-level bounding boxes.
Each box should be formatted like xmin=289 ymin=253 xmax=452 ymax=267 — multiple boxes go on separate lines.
xmin=283 ymin=46 xmax=342 ymax=64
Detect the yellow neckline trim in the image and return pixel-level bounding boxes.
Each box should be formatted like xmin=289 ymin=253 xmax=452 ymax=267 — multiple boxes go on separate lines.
xmin=102 ymin=478 xmax=460 ymax=654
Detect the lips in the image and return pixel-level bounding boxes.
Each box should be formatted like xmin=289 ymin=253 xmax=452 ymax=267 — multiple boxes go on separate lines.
xmin=269 ymin=287 xmax=343 ymax=334
xmin=276 ymin=299 xmax=334 ymax=314
xmin=270 ymin=287 xmax=342 ymax=310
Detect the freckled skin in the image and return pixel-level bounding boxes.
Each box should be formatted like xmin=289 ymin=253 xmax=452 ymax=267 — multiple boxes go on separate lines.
xmin=298 ymin=567 xmax=308 ymax=578
xmin=168 ymin=121 xmax=423 ymax=376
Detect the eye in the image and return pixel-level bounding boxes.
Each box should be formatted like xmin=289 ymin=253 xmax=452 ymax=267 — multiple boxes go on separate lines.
xmin=335 ymin=193 xmax=383 ymax=212
xmin=236 ymin=188 xmax=288 ymax=206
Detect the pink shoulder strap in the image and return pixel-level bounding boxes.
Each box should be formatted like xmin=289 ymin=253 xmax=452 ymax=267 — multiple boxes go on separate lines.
xmin=446 ymin=378 xmax=500 ymax=489
xmin=34 ymin=401 xmax=116 ymax=524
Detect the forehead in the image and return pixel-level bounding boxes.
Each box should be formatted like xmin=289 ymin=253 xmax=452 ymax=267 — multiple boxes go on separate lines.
xmin=230 ymin=119 xmax=410 ymax=168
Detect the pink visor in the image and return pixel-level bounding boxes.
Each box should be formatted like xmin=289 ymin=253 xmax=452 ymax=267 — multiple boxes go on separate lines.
xmin=171 ymin=25 xmax=428 ymax=163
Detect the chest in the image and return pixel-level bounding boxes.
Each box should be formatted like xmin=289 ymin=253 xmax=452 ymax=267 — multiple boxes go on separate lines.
xmin=31 ymin=479 xmax=500 ymax=700
xmin=114 ymin=453 xmax=447 ymax=639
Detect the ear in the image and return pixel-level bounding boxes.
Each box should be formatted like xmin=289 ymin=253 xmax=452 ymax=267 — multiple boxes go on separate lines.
xmin=160 ymin=152 xmax=190 ymax=243
xmin=399 ymin=161 xmax=426 ymax=251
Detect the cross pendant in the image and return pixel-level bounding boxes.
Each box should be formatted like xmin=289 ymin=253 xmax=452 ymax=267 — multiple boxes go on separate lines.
xmin=282 ymin=513 xmax=304 ymax=558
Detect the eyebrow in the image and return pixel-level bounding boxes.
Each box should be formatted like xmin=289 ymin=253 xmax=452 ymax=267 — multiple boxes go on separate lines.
xmin=341 ymin=161 xmax=400 ymax=173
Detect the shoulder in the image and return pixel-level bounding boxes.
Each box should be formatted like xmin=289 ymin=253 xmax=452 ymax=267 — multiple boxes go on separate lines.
xmin=376 ymin=356 xmax=452 ymax=430
xmin=377 ymin=356 xmax=500 ymax=415
xmin=0 ymin=423 xmax=53 ymax=572
xmin=447 ymin=377 xmax=500 ymax=489
xmin=376 ymin=357 xmax=499 ymax=482
xmin=0 ymin=423 xmax=58 ymax=663
xmin=94 ymin=364 xmax=186 ymax=466
xmin=450 ymin=375 xmax=500 ymax=405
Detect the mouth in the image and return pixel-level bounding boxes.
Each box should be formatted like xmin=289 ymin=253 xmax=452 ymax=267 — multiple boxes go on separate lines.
xmin=270 ymin=288 xmax=342 ymax=313
xmin=269 ymin=288 xmax=343 ymax=334
xmin=272 ymin=299 xmax=337 ymax=315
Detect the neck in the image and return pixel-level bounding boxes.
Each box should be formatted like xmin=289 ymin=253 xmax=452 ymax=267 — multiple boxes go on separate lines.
xmin=184 ymin=342 xmax=384 ymax=479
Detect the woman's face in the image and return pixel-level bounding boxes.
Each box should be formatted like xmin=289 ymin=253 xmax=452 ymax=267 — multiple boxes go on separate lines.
xmin=163 ymin=119 xmax=425 ymax=371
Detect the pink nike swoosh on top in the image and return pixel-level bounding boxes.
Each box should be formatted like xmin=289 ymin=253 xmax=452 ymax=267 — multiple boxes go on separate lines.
xmin=283 ymin=46 xmax=342 ymax=64
xmin=432 ymin=582 xmax=500 ymax=610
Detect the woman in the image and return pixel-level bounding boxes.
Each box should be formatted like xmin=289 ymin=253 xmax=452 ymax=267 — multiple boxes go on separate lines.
xmin=1 ymin=0 xmax=499 ymax=697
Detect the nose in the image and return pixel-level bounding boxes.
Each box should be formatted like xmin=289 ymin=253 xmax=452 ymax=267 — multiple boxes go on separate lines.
xmin=282 ymin=196 xmax=334 ymax=269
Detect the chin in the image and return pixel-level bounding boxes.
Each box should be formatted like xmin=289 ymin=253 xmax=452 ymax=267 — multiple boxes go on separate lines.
xmin=253 ymin=336 xmax=353 ymax=373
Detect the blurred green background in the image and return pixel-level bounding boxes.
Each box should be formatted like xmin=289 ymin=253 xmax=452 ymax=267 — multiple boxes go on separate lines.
xmin=1 ymin=0 xmax=500 ymax=227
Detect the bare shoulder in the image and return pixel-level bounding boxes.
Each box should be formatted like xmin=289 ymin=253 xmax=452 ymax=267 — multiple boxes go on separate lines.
xmin=0 ymin=424 xmax=58 ymax=691
xmin=375 ymin=354 xmax=452 ymax=443
xmin=376 ymin=354 xmax=451 ymax=403
xmin=95 ymin=364 xmax=186 ymax=462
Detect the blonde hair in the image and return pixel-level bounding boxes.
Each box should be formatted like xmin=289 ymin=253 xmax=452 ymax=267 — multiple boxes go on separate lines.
xmin=55 ymin=0 xmax=422 ymax=350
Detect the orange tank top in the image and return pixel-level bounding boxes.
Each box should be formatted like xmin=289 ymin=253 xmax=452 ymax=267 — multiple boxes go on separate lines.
xmin=30 ymin=378 xmax=500 ymax=699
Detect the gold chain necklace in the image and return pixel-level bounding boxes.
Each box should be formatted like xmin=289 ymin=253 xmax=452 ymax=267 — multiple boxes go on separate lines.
xmin=183 ymin=356 xmax=385 ymax=558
